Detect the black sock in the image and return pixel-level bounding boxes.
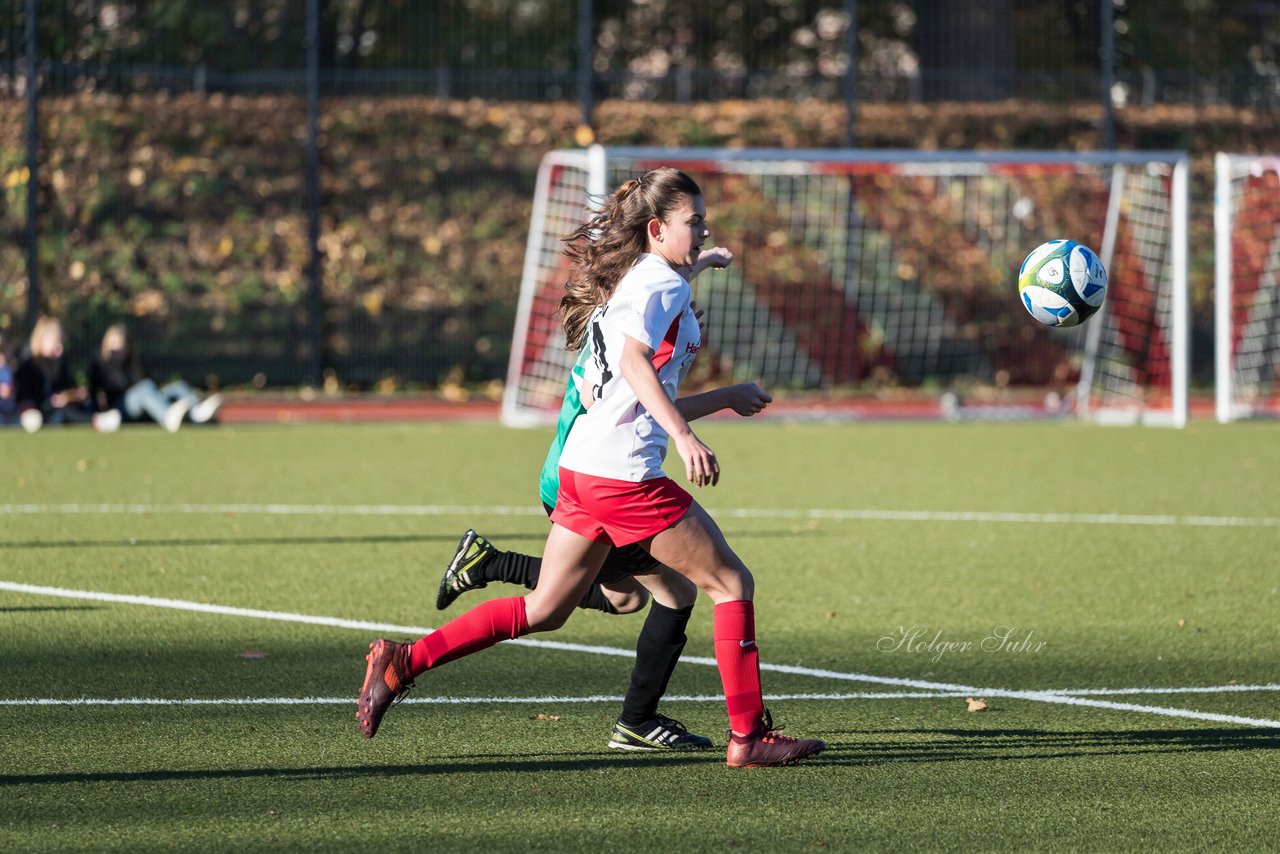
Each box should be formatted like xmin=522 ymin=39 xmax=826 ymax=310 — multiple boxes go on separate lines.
xmin=618 ymin=600 xmax=693 ymax=726
xmin=576 ymin=584 xmax=619 ymax=614
xmin=477 ymin=550 xmax=618 ymax=613
xmin=477 ymin=550 xmax=541 ymax=588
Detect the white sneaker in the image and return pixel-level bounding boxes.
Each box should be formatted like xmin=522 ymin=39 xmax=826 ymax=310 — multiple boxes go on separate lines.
xmin=93 ymin=409 xmax=122 ymax=433
xmin=162 ymin=399 xmax=191 ymax=433
xmin=19 ymin=409 xmax=43 ymax=433
xmin=189 ymin=393 xmax=224 ymax=424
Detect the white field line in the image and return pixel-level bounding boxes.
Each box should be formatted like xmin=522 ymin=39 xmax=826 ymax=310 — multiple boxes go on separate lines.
xmin=4 ymin=686 xmax=1279 ymax=708
xmin=0 ymin=692 xmax=966 ymax=707
xmin=2 ymin=502 xmax=1280 ymax=528
xmin=1045 ymin=684 xmax=1280 ymax=696
xmin=3 ymin=581 xmax=1278 ymax=730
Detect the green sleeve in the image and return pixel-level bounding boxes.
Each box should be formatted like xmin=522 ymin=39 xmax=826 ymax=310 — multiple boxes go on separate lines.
xmin=537 ymin=345 xmax=594 ymax=509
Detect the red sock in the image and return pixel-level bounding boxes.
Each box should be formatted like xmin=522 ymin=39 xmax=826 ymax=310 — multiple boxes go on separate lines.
xmin=713 ymin=599 xmax=765 ymax=736
xmin=408 ymin=596 xmax=529 ymax=677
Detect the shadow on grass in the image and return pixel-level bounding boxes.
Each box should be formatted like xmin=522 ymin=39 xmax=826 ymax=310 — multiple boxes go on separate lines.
xmin=809 ymin=727 xmax=1280 ymax=767
xmin=0 ymin=750 xmax=726 ymax=787
xmin=4 ymin=729 xmax=1276 ymax=787
xmin=0 ymin=533 xmax=518 ymax=550
xmin=0 ymin=529 xmax=812 ymax=551
xmin=0 ymin=606 xmax=101 ymax=613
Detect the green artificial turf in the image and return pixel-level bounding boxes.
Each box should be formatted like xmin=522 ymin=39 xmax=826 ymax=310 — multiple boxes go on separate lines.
xmin=2 ymin=421 xmax=1277 ymax=852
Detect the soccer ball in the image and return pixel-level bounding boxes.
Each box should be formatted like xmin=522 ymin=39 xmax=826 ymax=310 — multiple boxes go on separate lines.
xmin=1017 ymin=239 xmax=1108 ymax=328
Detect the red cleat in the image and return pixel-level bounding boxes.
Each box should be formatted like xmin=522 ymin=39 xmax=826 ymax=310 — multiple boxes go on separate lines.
xmin=356 ymin=639 xmax=414 ymax=738
xmin=725 ymin=711 xmax=825 ymax=768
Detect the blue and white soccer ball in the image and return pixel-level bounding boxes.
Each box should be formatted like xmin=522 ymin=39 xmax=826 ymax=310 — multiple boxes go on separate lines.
xmin=1017 ymin=239 xmax=1108 ymax=328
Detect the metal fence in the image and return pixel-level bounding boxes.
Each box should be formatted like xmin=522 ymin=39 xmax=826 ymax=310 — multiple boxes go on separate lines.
xmin=8 ymin=2 xmax=1280 ymax=106
xmin=2 ymin=1 xmax=1278 ymax=391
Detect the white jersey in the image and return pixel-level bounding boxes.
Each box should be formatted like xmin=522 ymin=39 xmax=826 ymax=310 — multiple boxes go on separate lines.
xmin=558 ymin=253 xmax=702 ymax=482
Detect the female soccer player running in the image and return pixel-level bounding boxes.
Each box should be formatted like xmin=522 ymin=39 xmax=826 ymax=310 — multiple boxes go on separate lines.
xmin=437 ymin=294 xmax=773 ymax=751
xmin=357 ymin=167 xmax=824 ymax=767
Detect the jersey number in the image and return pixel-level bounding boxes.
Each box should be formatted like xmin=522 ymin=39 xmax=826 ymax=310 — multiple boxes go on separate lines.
xmin=590 ymin=308 xmax=613 ymax=401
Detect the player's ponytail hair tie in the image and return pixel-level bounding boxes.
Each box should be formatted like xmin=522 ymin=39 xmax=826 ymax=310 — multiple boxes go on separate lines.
xmin=614 ymin=177 xmax=643 ymax=201
xmin=601 ymin=176 xmax=649 ymax=225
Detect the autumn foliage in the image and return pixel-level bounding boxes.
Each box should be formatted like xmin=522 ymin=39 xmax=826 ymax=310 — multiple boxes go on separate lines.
xmin=1 ymin=95 xmax=1274 ymax=388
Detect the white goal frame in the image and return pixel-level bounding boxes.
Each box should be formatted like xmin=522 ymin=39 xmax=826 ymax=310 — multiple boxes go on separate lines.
xmin=1214 ymin=152 xmax=1280 ymax=422
xmin=504 ymin=146 xmax=1190 ymax=428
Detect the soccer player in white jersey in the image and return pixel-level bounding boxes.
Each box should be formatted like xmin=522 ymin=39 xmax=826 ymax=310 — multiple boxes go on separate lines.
xmin=358 ymin=168 xmax=824 ymax=767
xmin=438 ymin=285 xmax=775 ymax=752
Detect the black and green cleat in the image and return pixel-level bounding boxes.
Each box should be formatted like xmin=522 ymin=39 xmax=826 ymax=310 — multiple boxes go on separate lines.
xmin=436 ymin=529 xmax=497 ymax=610
xmin=607 ymin=714 xmax=714 ymax=751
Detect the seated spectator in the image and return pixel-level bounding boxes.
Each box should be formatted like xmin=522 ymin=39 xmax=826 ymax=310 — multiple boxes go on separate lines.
xmin=89 ymin=323 xmax=223 ymax=432
xmin=0 ymin=334 xmax=16 ymax=427
xmin=14 ymin=316 xmax=100 ymax=433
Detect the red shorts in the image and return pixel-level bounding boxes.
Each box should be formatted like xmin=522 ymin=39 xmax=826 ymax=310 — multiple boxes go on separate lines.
xmin=550 ymin=467 xmax=693 ymax=547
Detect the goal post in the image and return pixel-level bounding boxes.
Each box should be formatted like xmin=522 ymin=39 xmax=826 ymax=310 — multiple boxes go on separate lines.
xmin=503 ymin=147 xmax=1190 ymax=427
xmin=1214 ymin=152 xmax=1280 ymax=423
xmin=501 ymin=148 xmax=595 ymax=427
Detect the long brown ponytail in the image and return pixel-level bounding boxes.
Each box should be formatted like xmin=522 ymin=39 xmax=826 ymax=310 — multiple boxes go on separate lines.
xmin=559 ymin=167 xmax=702 ymax=349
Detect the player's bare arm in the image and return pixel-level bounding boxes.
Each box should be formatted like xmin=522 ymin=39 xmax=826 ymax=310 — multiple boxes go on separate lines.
xmin=675 ymin=383 xmax=772 ymax=421
xmin=618 ymin=334 xmax=719 ymax=488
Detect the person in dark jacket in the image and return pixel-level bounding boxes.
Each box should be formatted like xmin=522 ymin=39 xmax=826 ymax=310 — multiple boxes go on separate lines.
xmin=14 ymin=316 xmax=96 ymax=432
xmin=0 ymin=334 xmax=17 ymax=426
xmin=89 ymin=323 xmax=222 ymax=433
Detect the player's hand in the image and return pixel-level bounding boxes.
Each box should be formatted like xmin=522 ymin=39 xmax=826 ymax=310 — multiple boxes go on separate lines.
xmin=691 ymin=299 xmax=706 ymax=336
xmin=723 ymin=383 xmax=772 ymax=417
xmin=674 ymin=431 xmax=720 ymax=488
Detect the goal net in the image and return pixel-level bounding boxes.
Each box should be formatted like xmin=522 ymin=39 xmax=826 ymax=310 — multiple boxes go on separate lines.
xmin=503 ymin=147 xmax=1189 ymax=427
xmin=1215 ymin=153 xmax=1280 ymax=422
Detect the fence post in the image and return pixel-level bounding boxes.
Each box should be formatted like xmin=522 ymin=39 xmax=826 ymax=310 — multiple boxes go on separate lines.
xmin=1099 ymin=0 xmax=1116 ymax=149
xmin=844 ymin=0 xmax=858 ymax=147
xmin=305 ymin=0 xmax=323 ymax=387
xmin=24 ymin=0 xmax=38 ymax=332
xmin=577 ymin=0 xmax=593 ymax=133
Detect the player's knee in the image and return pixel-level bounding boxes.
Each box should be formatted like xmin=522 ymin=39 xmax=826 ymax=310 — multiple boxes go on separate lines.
xmin=668 ymin=574 xmax=698 ymax=608
xmin=609 ymin=587 xmax=649 ymax=615
xmin=704 ymin=564 xmax=753 ymax=602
